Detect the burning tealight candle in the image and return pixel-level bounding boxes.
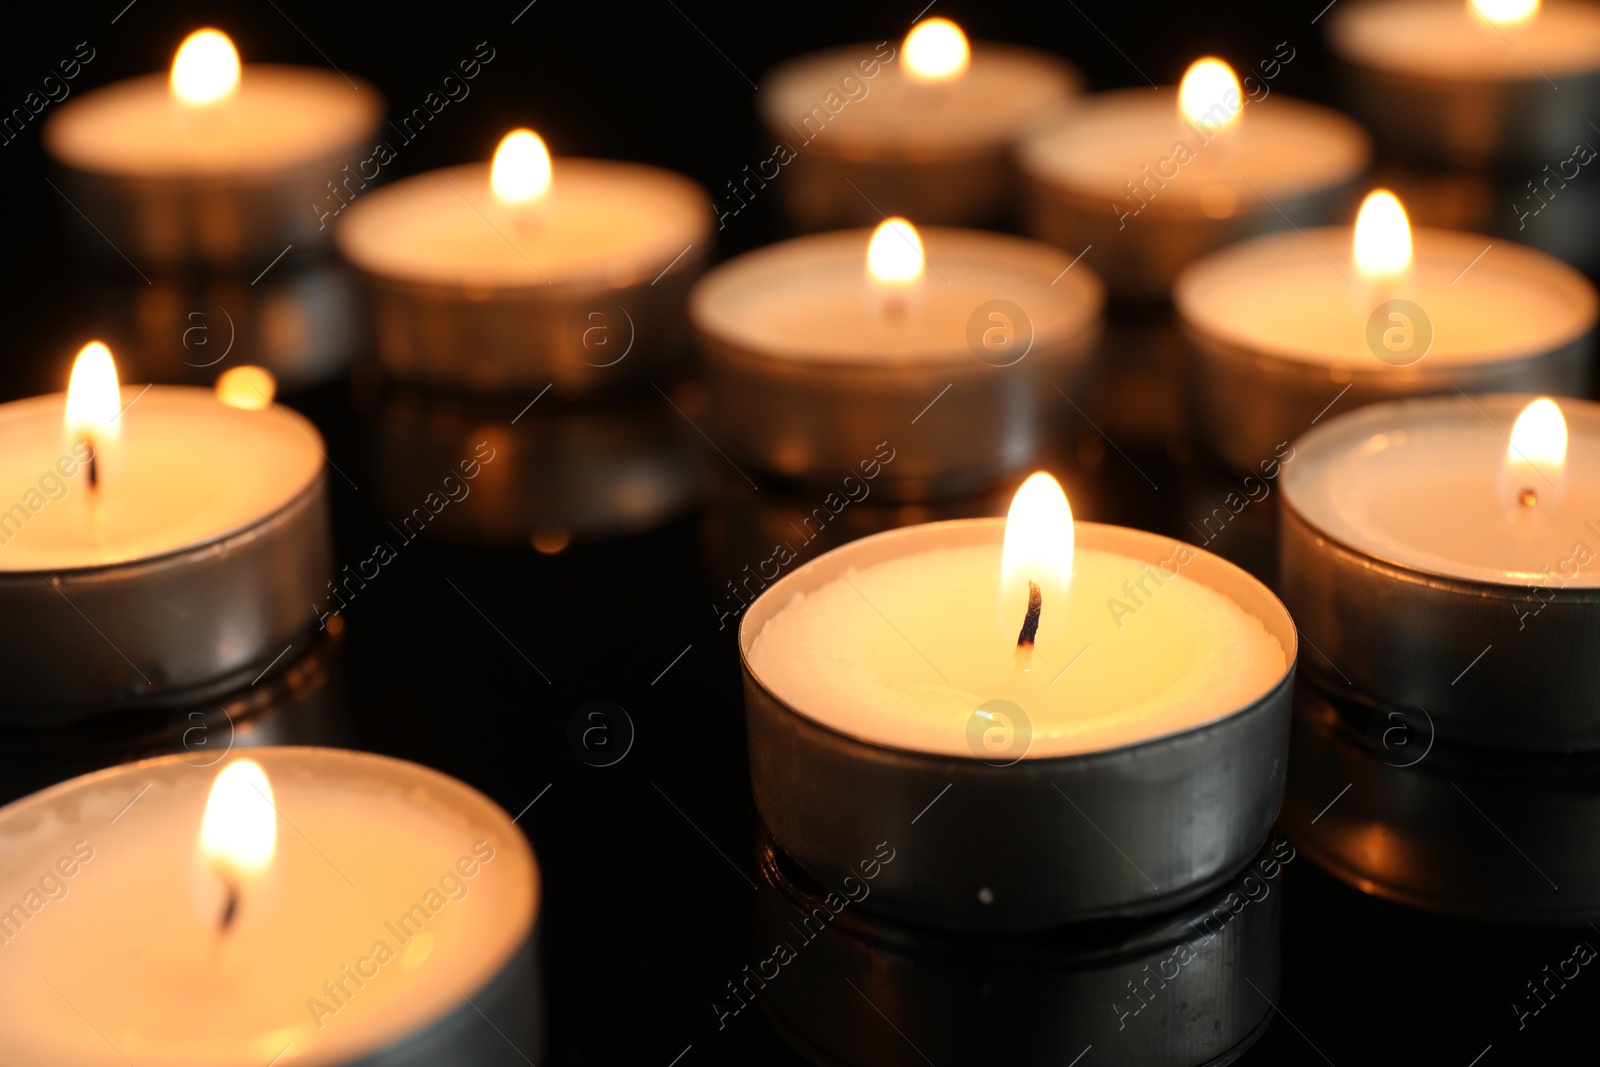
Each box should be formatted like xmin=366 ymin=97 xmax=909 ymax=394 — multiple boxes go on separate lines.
xmin=0 ymin=342 xmax=330 ymax=717
xmin=757 ymin=18 xmax=1079 ymax=229
xmin=0 ymin=748 xmax=540 ymax=1066
xmin=692 ymin=220 xmax=1103 ymax=500
xmin=44 ymin=28 xmax=381 ymax=270
xmin=1281 ymin=393 xmax=1600 ymax=750
xmin=741 ymin=473 xmax=1295 ymax=931
xmin=1328 ymin=0 xmax=1600 ymax=166
xmin=336 ymin=127 xmax=710 ymax=396
xmin=1176 ymin=188 xmax=1597 ymax=471
xmin=1020 ymin=55 xmax=1371 ymax=299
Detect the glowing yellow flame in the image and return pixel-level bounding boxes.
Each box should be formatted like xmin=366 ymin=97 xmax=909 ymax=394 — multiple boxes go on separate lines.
xmin=1000 ymin=472 xmax=1075 ymax=641
xmin=1178 ymin=57 xmax=1243 ymax=133
xmin=1509 ymin=397 xmax=1568 ymax=474
xmin=215 ymin=366 xmax=276 ymax=410
xmin=903 ymin=18 xmax=971 ymax=82
xmin=866 ymin=218 xmax=925 ymax=286
xmin=1353 ymin=189 xmax=1413 ymax=280
xmin=199 ymin=760 xmax=277 ymax=877
xmin=1471 ymin=0 xmax=1540 ymax=25
xmin=64 ymin=342 xmax=121 ymax=455
xmin=171 ymin=29 xmax=241 ymax=107
xmin=491 ymin=129 xmax=553 ymax=205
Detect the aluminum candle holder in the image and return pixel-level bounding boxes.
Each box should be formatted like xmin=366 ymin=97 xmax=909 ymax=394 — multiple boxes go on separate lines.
xmin=1176 ymin=228 xmax=1597 ymax=474
xmin=1327 ymin=0 xmax=1600 ymax=169
xmin=750 ymin=828 xmax=1286 ymax=1066
xmin=692 ymin=228 xmax=1103 ymax=502
xmin=739 ymin=519 xmax=1296 ymax=933
xmin=1284 ymin=682 xmax=1600 ymax=924
xmin=337 ymin=160 xmax=711 ymax=397
xmin=1280 ymin=395 xmax=1600 ymax=752
xmin=44 ymin=69 xmax=383 ymax=273
xmin=758 ymin=41 xmax=1079 ymax=230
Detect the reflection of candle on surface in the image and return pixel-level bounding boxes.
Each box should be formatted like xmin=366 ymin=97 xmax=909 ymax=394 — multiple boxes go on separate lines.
xmin=747 ymin=474 xmax=1287 ymax=756
xmin=0 ymin=748 xmax=540 ymax=1066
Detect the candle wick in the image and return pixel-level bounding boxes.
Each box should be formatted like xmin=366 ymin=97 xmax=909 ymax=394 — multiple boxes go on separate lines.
xmin=1014 ymin=580 xmax=1041 ymax=670
xmin=1519 ymin=488 xmax=1539 ymax=508
xmin=219 ymin=880 xmax=240 ymax=934
xmin=82 ymin=440 xmax=98 ymax=492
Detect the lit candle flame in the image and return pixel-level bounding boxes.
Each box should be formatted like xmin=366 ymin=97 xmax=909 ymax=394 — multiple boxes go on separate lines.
xmin=200 ymin=760 xmax=277 ymax=880
xmin=215 ymin=366 xmax=276 ymax=410
xmin=64 ymin=342 xmax=120 ymax=490
xmin=866 ymin=217 xmax=925 ymax=287
xmin=903 ymin=18 xmax=971 ymax=82
xmin=1353 ymin=189 xmax=1413 ymax=281
xmin=491 ymin=128 xmax=553 ymax=205
xmin=1178 ymin=57 xmax=1243 ymax=134
xmin=1504 ymin=397 xmax=1568 ymax=509
xmin=1000 ymin=472 xmax=1074 ymax=661
xmin=1470 ymin=0 xmax=1540 ymax=25
xmin=171 ymin=29 xmax=241 ymax=107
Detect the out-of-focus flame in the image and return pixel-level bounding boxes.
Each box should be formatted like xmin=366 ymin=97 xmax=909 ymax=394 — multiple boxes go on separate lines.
xmin=215 ymin=366 xmax=275 ymax=410
xmin=1471 ymin=0 xmax=1540 ymax=26
xmin=903 ymin=18 xmax=971 ymax=82
xmin=1353 ymin=189 xmax=1413 ymax=281
xmin=199 ymin=760 xmax=277 ymax=878
xmin=1178 ymin=57 xmax=1243 ymax=133
xmin=491 ymin=129 xmax=553 ymax=205
xmin=1000 ymin=472 xmax=1075 ymax=642
xmin=171 ymin=29 xmax=241 ymax=107
xmin=866 ymin=217 xmax=925 ymax=287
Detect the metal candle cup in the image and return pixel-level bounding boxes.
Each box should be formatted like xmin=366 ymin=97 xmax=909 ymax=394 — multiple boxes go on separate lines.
xmin=739 ymin=518 xmax=1296 ymax=933
xmin=1177 ymin=226 xmax=1596 ymax=474
xmin=0 ymin=748 xmax=542 ymax=1066
xmin=44 ymin=66 xmax=382 ymax=272
xmin=1280 ymin=395 xmax=1600 ymax=751
xmin=692 ymin=228 xmax=1103 ymax=502
xmin=1021 ymin=89 xmax=1369 ymax=301
xmin=0 ymin=385 xmax=331 ymax=721
xmin=337 ymin=159 xmax=710 ymax=397
xmin=1327 ymin=0 xmax=1600 ymax=168
xmin=751 ymin=829 xmax=1286 ymax=1066
xmin=758 ymin=41 xmax=1079 ymax=230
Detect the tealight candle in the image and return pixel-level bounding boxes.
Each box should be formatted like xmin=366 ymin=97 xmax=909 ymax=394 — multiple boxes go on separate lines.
xmin=1021 ymin=56 xmax=1370 ymax=299
xmin=1176 ymin=188 xmax=1597 ymax=471
xmin=741 ymin=473 xmax=1295 ymax=931
xmin=1328 ymin=0 xmax=1600 ymax=167
xmin=0 ymin=343 xmax=330 ymax=718
xmin=336 ymin=128 xmax=711 ymax=396
xmin=0 ymin=748 xmax=540 ymax=1066
xmin=758 ymin=18 xmax=1079 ymax=229
xmin=692 ymin=220 xmax=1103 ymax=500
xmin=44 ymin=28 xmax=382 ymax=271
xmin=1281 ymin=393 xmax=1600 ymax=751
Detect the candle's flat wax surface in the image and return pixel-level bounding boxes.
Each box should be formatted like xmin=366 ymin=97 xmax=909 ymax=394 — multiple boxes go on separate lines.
xmin=748 ymin=544 xmax=1286 ymax=757
xmin=692 ymin=228 xmax=1100 ymax=362
xmin=1176 ymin=226 xmax=1596 ymax=366
xmin=44 ymin=67 xmax=378 ymax=177
xmin=0 ymin=751 xmax=535 ymax=1067
xmin=761 ymin=42 xmax=1077 ymax=151
xmin=1287 ymin=397 xmax=1600 ymax=584
xmin=1330 ymin=0 xmax=1600 ymax=78
xmin=336 ymin=160 xmax=706 ymax=288
xmin=0 ymin=388 xmax=322 ymax=571
xmin=1021 ymin=89 xmax=1369 ymax=204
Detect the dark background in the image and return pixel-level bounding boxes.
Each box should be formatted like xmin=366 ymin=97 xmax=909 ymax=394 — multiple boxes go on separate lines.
xmin=0 ymin=2 xmax=1593 ymax=1064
